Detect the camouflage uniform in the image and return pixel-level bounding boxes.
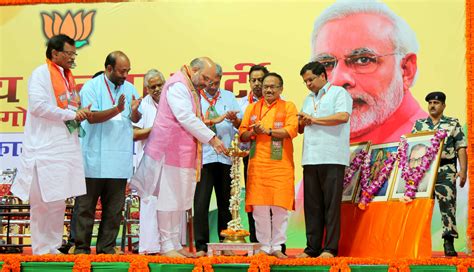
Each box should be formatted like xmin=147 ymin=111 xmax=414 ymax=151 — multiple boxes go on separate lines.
xmin=412 ymin=115 xmax=467 ymax=239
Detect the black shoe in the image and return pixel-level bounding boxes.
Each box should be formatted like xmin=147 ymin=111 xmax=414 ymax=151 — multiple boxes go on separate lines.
xmin=443 ymin=238 xmax=458 ymax=257
xmin=58 ymin=244 xmax=72 ymax=254
xmin=131 ymin=241 xmax=139 ymax=254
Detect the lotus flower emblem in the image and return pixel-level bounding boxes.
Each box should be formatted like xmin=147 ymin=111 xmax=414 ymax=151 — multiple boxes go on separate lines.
xmin=41 ymin=10 xmax=96 ymax=48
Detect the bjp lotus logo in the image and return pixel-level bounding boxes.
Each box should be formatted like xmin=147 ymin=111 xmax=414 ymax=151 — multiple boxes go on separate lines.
xmin=41 ymin=10 xmax=96 ymax=49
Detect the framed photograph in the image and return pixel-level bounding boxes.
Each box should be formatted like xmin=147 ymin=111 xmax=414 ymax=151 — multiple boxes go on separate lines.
xmin=342 ymin=141 xmax=371 ymax=203
xmin=354 ymin=142 xmax=399 ymax=203
xmin=390 ymin=131 xmax=443 ymax=200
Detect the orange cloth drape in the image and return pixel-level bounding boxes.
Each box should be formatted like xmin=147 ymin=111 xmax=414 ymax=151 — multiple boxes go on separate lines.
xmin=467 ymin=0 xmax=474 ymax=245
xmin=339 ymin=199 xmax=434 ymax=258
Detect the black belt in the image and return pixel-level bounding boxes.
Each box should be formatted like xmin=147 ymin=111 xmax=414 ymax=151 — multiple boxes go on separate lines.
xmin=440 ymin=158 xmax=457 ymax=166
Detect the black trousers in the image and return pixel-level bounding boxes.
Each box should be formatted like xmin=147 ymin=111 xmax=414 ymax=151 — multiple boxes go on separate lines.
xmin=73 ymin=178 xmax=127 ymax=254
xmin=193 ymin=162 xmax=232 ymax=252
xmin=242 ymin=156 xmax=258 ymax=243
xmin=303 ymin=164 xmax=345 ymax=257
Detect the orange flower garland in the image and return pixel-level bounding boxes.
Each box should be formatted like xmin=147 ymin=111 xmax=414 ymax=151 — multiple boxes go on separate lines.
xmin=466 ymin=0 xmax=474 ymax=248
xmin=0 ymin=255 xmax=474 ymax=271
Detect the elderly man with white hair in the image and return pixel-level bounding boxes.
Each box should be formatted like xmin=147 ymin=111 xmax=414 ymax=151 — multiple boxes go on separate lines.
xmin=310 ymin=0 xmax=426 ymax=144
xmin=131 ymin=69 xmax=164 ymax=255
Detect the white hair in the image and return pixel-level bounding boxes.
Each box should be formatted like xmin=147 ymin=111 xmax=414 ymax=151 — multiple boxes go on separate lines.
xmin=311 ymin=0 xmax=419 ymax=60
xmin=144 ymin=69 xmax=165 ymax=87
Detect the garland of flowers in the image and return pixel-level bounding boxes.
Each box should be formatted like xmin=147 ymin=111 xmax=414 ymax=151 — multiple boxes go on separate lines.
xmin=398 ymin=130 xmax=447 ymax=202
xmin=343 ymin=150 xmax=368 ymax=188
xmin=358 ymin=152 xmax=397 ymax=210
xmin=2 ymin=254 xmax=474 ymax=272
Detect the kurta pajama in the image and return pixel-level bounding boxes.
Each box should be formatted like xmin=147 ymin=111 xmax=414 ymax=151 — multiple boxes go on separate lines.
xmin=11 ymin=64 xmax=86 ymax=255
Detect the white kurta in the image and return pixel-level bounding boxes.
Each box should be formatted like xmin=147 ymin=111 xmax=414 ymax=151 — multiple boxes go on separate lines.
xmin=132 ymin=95 xmax=158 ymax=183
xmin=132 ymin=94 xmax=160 ymax=254
xmin=11 ymin=64 xmax=86 ymax=202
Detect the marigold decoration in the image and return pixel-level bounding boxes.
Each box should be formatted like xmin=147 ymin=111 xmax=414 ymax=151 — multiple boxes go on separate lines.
xmin=398 ymin=130 xmax=447 ymax=202
xmin=1 ymin=255 xmax=474 ymax=271
xmin=72 ymin=255 xmax=91 ymax=272
xmin=41 ymin=10 xmax=95 ymax=48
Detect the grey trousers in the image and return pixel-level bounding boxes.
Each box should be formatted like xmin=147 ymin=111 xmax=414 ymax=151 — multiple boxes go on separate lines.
xmin=73 ymin=178 xmax=126 ymax=254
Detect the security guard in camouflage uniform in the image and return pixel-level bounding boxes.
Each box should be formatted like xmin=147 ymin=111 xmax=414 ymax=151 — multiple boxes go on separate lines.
xmin=411 ymin=91 xmax=467 ymax=257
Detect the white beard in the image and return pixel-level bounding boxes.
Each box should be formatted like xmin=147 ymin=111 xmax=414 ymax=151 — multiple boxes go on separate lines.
xmin=350 ymin=68 xmax=404 ymax=137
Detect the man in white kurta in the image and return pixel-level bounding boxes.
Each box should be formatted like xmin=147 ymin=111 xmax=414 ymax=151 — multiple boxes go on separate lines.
xmin=132 ymin=69 xmax=164 ymax=254
xmin=132 ymin=57 xmax=227 ymax=258
xmin=11 ymin=35 xmax=88 ymax=255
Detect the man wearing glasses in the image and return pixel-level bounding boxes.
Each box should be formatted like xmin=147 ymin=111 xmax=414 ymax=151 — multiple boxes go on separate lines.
xmin=193 ymin=64 xmax=242 ymax=257
xmin=297 ymin=61 xmax=352 ymax=258
xmin=132 ymin=57 xmax=227 ymax=258
xmin=239 ymin=72 xmax=298 ymax=258
xmin=11 ymin=34 xmax=89 ymax=255
xmin=310 ymin=1 xmax=425 ymax=144
xmin=131 ymin=69 xmax=165 ymax=255
xmin=237 ymin=65 xmax=269 ymax=244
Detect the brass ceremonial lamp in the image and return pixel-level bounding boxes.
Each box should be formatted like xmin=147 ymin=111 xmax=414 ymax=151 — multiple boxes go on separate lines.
xmin=220 ymin=135 xmax=250 ymax=243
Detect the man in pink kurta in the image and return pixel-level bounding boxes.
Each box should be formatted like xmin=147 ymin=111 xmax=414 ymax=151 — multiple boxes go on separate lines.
xmin=132 ymin=57 xmax=226 ymax=258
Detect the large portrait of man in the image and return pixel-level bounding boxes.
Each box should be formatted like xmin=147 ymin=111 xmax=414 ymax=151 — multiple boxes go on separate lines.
xmin=310 ymin=1 xmax=426 ymax=144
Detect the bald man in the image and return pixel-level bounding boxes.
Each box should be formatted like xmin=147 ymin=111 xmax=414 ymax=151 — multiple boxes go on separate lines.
xmin=74 ymin=51 xmax=142 ymax=254
xmin=132 ymin=57 xmax=226 ymax=257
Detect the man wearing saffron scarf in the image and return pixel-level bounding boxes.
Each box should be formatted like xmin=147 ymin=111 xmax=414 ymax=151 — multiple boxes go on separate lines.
xmin=239 ymin=72 xmax=298 ymax=259
xmin=297 ymin=61 xmax=352 ymax=258
xmin=11 ymin=34 xmax=89 ymax=255
xmin=74 ymin=51 xmax=142 ymax=255
xmin=132 ymin=57 xmax=226 ymax=258
xmin=411 ymin=91 xmax=467 ymax=257
xmin=237 ymin=65 xmax=269 ymax=244
xmin=193 ymin=64 xmax=241 ymax=257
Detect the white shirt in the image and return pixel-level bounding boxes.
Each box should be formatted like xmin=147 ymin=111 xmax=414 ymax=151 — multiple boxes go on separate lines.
xmin=133 ymin=95 xmax=158 ymax=169
xmin=301 ymin=83 xmax=353 ymax=166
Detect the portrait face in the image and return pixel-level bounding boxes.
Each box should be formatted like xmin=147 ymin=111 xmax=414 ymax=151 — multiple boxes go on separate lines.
xmin=146 ymin=76 xmax=165 ymax=103
xmin=108 ymin=55 xmax=130 ymax=86
xmin=262 ymin=76 xmax=283 ymax=104
xmin=313 ymin=13 xmax=404 ymax=137
xmin=249 ymin=70 xmax=265 ymax=98
xmin=408 ymin=144 xmax=427 ymax=168
xmin=53 ymin=42 xmax=77 ymax=70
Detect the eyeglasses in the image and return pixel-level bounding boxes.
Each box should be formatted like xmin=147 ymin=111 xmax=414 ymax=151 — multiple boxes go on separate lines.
xmin=262 ymin=85 xmax=281 ymax=91
xmin=314 ymin=52 xmax=399 ymax=74
xmin=61 ymin=50 xmax=78 ymax=57
xmin=148 ymin=84 xmax=164 ymax=90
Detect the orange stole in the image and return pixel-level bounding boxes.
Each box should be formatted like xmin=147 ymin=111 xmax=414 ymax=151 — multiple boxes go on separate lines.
xmin=241 ymin=99 xmax=299 ymax=212
xmin=339 ymin=199 xmax=434 ymax=258
xmin=46 ymin=58 xmax=78 ymax=109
